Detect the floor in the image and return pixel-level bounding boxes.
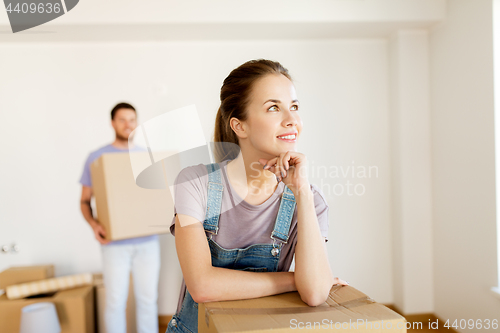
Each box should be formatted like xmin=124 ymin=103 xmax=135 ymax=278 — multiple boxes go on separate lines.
xmin=159 ymin=319 xmax=169 ymax=333
xmin=407 ymin=324 xmax=450 ymax=333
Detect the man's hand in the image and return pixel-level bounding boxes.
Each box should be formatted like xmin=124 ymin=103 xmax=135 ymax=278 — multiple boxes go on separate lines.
xmin=81 ymin=185 xmax=111 ymax=245
xmin=90 ymin=220 xmax=110 ymax=245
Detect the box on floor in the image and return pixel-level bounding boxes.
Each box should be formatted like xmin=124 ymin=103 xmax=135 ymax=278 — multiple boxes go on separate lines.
xmin=0 ymin=285 xmax=94 ymax=333
xmin=90 ymin=152 xmax=173 ymax=241
xmin=199 ymin=284 xmax=407 ymax=332
xmin=0 ymin=265 xmax=54 ymax=290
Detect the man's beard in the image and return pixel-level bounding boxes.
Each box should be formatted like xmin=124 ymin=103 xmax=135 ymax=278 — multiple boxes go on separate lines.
xmin=116 ymin=132 xmax=133 ymax=141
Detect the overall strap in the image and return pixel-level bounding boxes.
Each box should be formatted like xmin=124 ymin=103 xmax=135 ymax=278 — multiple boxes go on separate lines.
xmin=271 ymin=185 xmax=296 ymax=244
xmin=203 ymin=163 xmax=224 ymax=235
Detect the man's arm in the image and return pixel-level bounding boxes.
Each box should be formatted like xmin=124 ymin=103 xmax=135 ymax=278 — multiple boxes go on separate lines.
xmin=80 ymin=185 xmax=110 ymax=245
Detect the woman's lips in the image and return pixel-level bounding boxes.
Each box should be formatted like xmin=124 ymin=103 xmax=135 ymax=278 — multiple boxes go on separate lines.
xmin=277 ymin=134 xmax=297 ymax=142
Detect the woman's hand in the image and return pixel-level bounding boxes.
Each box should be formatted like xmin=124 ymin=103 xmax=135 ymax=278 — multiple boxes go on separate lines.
xmin=259 ymin=151 xmax=310 ymax=196
xmin=333 ymin=277 xmax=350 ymax=286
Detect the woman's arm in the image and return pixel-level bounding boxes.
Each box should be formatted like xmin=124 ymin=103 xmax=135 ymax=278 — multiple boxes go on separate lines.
xmin=293 ymin=187 xmax=335 ymax=306
xmin=175 ymin=214 xmax=296 ymax=304
xmin=261 ymin=152 xmax=342 ymax=307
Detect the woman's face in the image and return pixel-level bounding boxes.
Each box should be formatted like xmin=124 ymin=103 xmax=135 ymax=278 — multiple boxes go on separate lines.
xmin=239 ymin=74 xmax=303 ymax=158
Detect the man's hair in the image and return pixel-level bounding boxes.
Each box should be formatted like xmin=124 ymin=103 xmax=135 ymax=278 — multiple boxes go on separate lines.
xmin=111 ymin=102 xmax=136 ymax=120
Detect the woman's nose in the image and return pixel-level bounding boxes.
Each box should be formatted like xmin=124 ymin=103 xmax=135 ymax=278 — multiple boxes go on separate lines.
xmin=283 ymin=110 xmax=299 ymax=127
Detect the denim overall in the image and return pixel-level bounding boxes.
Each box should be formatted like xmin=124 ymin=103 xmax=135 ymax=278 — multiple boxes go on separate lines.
xmin=166 ymin=163 xmax=296 ymax=333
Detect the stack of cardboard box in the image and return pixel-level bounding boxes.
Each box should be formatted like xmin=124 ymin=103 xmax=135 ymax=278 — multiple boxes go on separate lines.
xmin=0 ymin=265 xmax=94 ymax=333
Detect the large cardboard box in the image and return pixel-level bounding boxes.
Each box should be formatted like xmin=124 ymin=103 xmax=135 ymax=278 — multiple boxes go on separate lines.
xmin=0 ymin=265 xmax=54 ymax=290
xmin=199 ymin=285 xmax=407 ymax=332
xmin=90 ymin=152 xmax=172 ymax=241
xmin=0 ymin=285 xmax=94 ymax=333
xmin=94 ymin=273 xmax=137 ymax=333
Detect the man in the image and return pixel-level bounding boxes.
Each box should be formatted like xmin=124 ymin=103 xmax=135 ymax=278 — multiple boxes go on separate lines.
xmin=79 ymin=102 xmax=160 ymax=333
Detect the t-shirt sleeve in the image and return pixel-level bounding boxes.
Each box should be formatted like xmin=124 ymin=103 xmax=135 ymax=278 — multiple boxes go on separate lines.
xmin=169 ymin=165 xmax=208 ymax=236
xmin=311 ymin=183 xmax=329 ymax=242
xmin=79 ymin=154 xmax=93 ymax=187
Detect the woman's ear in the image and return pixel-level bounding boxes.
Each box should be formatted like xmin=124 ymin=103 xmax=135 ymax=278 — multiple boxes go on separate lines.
xmin=230 ymin=117 xmax=248 ymax=139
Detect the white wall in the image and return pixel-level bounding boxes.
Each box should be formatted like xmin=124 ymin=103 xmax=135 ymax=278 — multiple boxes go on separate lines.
xmin=0 ymin=39 xmax=392 ymax=314
xmin=0 ymin=0 xmax=446 ymax=25
xmin=0 ymin=0 xmax=446 ymax=42
xmin=389 ymin=30 xmax=434 ymax=314
xmin=495 ymin=0 xmax=500 ymax=295
xmin=430 ymin=0 xmax=500 ymax=326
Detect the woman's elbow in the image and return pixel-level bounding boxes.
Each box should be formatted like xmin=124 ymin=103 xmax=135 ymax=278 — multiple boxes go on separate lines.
xmin=190 ymin=289 xmax=208 ymax=304
xmin=300 ymin=290 xmax=329 ymax=307
xmin=185 ymin=276 xmax=212 ymax=304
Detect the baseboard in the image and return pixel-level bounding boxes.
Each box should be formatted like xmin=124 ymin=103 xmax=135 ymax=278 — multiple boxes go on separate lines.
xmin=159 ymin=315 xmax=173 ymax=326
xmin=382 ymin=304 xmax=459 ymax=332
xmin=382 ymin=303 xmax=398 ymax=313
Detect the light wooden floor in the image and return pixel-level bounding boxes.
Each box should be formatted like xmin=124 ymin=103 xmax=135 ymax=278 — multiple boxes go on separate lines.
xmin=407 ymin=324 xmax=451 ymax=333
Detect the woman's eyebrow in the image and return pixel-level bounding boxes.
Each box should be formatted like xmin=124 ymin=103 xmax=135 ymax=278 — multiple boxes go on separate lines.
xmin=263 ymin=99 xmax=300 ymax=105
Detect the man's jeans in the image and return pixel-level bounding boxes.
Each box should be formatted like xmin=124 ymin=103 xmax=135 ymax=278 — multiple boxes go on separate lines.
xmin=101 ymin=238 xmax=160 ymax=333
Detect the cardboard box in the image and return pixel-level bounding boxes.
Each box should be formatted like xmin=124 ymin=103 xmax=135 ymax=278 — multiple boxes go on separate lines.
xmin=0 ymin=285 xmax=94 ymax=333
xmin=199 ymin=285 xmax=407 ymax=332
xmin=90 ymin=152 xmax=172 ymax=241
xmin=94 ymin=273 xmax=137 ymax=333
xmin=0 ymin=265 xmax=54 ymax=290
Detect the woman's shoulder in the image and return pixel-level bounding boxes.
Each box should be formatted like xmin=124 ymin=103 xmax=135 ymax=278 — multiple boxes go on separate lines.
xmin=177 ymin=163 xmax=209 ymax=178
xmin=174 ymin=163 xmax=209 ymax=188
xmin=308 ymin=183 xmax=328 ymax=208
xmin=174 ymin=162 xmax=225 ymax=188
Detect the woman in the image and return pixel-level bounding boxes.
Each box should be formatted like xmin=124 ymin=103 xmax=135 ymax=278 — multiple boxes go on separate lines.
xmin=167 ymin=59 xmax=348 ymax=333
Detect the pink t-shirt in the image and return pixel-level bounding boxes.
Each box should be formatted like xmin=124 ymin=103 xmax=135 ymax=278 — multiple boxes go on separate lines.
xmin=170 ymin=160 xmax=329 ymax=313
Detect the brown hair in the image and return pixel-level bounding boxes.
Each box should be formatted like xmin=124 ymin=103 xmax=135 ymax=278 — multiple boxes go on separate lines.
xmin=213 ymin=59 xmax=292 ymax=162
xmin=111 ymin=102 xmax=136 ymax=120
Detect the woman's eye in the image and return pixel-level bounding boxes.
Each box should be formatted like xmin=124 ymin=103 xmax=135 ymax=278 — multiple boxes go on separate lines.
xmin=268 ymin=105 xmax=279 ymax=111
xmin=291 ymin=105 xmax=299 ymax=111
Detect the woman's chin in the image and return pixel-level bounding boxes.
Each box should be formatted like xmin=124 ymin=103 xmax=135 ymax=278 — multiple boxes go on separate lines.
xmin=277 ymin=144 xmax=298 ymax=153
xmin=269 ymin=148 xmax=296 ymax=157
